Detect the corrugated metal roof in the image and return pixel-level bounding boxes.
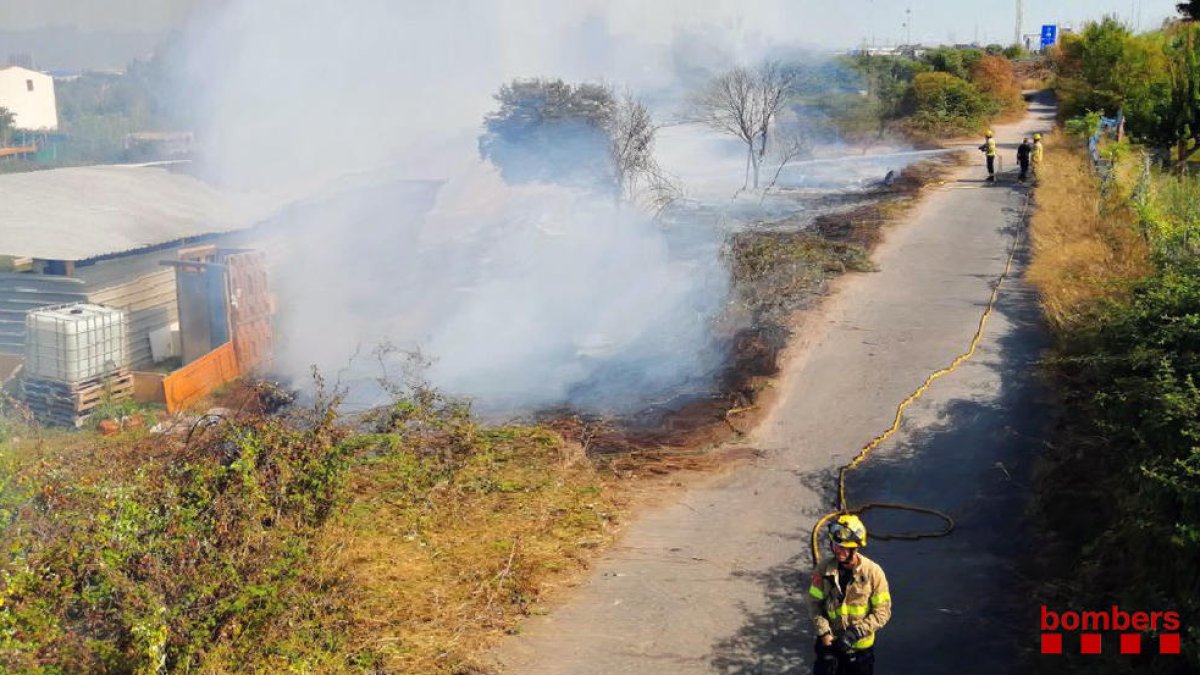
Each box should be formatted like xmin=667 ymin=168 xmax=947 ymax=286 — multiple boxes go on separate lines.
xmin=0 ymin=164 xmax=277 ymax=260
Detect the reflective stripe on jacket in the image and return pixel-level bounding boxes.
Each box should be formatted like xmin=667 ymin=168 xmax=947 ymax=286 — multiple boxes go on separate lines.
xmin=807 ymin=553 xmax=892 ymax=650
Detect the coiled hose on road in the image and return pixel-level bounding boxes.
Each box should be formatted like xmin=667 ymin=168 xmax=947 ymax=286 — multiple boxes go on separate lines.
xmin=809 ymin=185 xmax=1033 ymax=566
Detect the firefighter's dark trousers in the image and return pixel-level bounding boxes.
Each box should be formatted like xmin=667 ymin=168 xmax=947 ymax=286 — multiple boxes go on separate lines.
xmin=1018 ymin=160 xmax=1029 ymax=181
xmin=813 ymin=638 xmax=875 ymax=675
xmin=986 ymin=155 xmax=995 ymax=180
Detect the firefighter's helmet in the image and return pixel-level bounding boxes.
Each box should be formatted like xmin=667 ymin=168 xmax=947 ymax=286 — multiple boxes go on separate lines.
xmin=828 ymin=514 xmax=868 ymax=549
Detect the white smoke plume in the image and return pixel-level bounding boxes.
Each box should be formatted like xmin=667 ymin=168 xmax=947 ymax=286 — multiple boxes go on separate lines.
xmin=177 ymin=1 xmax=795 ymax=413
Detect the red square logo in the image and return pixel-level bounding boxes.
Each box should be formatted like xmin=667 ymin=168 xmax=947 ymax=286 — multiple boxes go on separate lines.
xmin=1081 ymin=634 xmax=1102 ymax=654
xmin=1160 ymin=633 xmax=1181 ymax=655
xmin=1041 ymin=633 xmax=1063 ymax=654
xmin=1119 ymin=633 xmax=1141 ymax=654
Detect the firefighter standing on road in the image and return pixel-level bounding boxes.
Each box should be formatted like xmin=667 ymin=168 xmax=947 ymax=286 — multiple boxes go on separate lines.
xmin=1031 ymin=133 xmax=1044 ymax=180
xmin=808 ymin=515 xmax=892 ymax=675
xmin=979 ymin=130 xmax=998 ymax=182
xmin=1017 ymin=137 xmax=1032 ymax=182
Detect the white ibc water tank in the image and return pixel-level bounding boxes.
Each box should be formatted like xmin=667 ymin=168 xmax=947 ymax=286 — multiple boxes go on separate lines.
xmin=24 ymin=303 xmax=129 ymax=383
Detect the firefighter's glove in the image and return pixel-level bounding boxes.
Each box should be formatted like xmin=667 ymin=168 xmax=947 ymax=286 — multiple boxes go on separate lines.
xmin=835 ymin=628 xmax=862 ymax=653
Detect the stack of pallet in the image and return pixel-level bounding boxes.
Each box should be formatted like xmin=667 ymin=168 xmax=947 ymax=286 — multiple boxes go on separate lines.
xmin=21 ymin=371 xmax=135 ymax=427
xmin=21 ymin=303 xmax=132 ymax=427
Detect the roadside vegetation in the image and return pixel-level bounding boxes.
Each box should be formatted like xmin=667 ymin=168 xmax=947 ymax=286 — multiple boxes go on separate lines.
xmin=819 ymin=46 xmax=1027 ymax=142
xmin=0 ymin=379 xmax=624 ymax=674
xmin=1029 ymin=10 xmax=1200 ymax=673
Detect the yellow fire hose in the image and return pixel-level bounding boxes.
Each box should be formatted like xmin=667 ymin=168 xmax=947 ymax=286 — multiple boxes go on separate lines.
xmin=809 ymin=186 xmax=1032 ymax=566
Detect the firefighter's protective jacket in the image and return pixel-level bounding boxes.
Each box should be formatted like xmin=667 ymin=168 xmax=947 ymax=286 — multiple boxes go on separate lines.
xmin=1032 ymin=140 xmax=1044 ymax=163
xmin=983 ymin=138 xmax=997 ymax=157
xmin=807 ymin=553 xmax=892 ymax=650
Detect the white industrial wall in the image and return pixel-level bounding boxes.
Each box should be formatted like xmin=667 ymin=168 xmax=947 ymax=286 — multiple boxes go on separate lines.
xmin=0 ymin=67 xmax=58 ymax=131
xmin=77 ymin=250 xmax=181 ymax=370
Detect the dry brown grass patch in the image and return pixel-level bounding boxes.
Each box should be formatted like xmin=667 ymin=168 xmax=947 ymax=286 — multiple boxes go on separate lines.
xmin=312 ymin=427 xmax=624 ymax=674
xmin=1026 ymin=134 xmax=1153 ymax=330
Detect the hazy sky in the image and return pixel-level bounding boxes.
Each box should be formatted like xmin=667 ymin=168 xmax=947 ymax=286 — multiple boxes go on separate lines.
xmin=0 ymin=0 xmax=199 ymax=32
xmin=0 ymin=0 xmax=1181 ymax=47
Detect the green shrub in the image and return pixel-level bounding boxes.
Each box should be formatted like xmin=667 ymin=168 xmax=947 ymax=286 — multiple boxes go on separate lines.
xmin=921 ymin=47 xmax=983 ymax=80
xmin=906 ymin=72 xmax=995 ymax=134
xmin=0 ymin=404 xmax=353 ymax=672
xmin=1064 ymin=110 xmax=1103 ymax=138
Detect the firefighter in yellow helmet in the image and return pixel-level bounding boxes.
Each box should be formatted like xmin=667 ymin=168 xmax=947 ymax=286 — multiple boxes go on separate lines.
xmin=979 ymin=130 xmax=998 ymax=182
xmin=808 ymin=514 xmax=892 ymax=675
xmin=1031 ymin=133 xmax=1044 ymax=180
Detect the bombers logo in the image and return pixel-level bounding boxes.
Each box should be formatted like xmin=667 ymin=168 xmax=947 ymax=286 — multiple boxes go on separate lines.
xmin=1040 ymin=606 xmax=1182 ymax=655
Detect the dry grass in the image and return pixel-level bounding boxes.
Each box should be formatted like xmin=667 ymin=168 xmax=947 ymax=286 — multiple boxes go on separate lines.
xmin=0 ymin=395 xmax=631 ymax=675
xmin=307 ymin=427 xmax=624 ymax=674
xmin=1026 ymin=134 xmax=1153 ymax=330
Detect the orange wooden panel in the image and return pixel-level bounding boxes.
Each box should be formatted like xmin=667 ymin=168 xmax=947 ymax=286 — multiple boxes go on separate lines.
xmin=162 ymin=342 xmax=241 ymax=413
xmin=0 ymin=146 xmax=36 ymax=158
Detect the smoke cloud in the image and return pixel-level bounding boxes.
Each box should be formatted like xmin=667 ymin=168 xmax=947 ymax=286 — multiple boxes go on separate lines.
xmin=179 ymin=0 xmax=779 ymax=413
xmin=176 ymin=1 xmax=931 ymax=415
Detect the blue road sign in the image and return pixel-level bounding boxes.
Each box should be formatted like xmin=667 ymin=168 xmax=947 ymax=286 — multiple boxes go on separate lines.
xmin=1040 ymin=24 xmax=1058 ymax=49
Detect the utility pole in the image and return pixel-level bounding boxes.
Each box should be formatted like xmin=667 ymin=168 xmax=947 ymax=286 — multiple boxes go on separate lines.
xmin=904 ymin=7 xmax=912 ymax=45
xmin=1014 ymin=0 xmax=1024 ymax=47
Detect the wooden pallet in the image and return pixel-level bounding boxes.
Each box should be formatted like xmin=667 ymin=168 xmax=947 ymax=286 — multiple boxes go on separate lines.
xmin=21 ymin=370 xmax=134 ymax=427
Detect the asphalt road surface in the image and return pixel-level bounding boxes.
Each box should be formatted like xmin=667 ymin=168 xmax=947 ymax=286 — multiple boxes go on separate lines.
xmin=490 ymin=95 xmax=1057 ymax=675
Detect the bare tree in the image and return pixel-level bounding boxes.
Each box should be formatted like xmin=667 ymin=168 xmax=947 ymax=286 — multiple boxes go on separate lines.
xmin=609 ymin=93 xmax=656 ymax=201
xmin=607 ymin=93 xmax=680 ymax=211
xmin=754 ymin=62 xmax=791 ymax=184
xmin=693 ymin=62 xmax=793 ymax=190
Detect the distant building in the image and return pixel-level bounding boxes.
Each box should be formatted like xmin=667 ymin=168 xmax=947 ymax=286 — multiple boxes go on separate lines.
xmin=849 ymin=45 xmax=929 ymax=58
xmin=0 ymin=65 xmax=58 ymax=131
xmin=897 ymin=44 xmax=930 ymax=58
xmin=851 ymin=46 xmax=903 ymax=57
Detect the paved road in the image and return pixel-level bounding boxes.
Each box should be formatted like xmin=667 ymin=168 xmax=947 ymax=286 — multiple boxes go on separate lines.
xmin=490 ymin=97 xmax=1057 ymax=675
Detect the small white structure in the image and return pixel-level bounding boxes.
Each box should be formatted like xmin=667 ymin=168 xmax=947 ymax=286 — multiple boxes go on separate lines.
xmin=0 ymin=65 xmax=58 ymax=131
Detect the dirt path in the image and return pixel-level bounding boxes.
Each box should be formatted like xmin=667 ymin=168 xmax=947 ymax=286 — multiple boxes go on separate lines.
xmin=489 ymin=97 xmax=1057 ymax=675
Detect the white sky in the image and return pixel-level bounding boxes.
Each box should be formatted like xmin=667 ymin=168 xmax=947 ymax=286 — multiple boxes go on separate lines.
xmin=0 ymin=0 xmax=1181 ymax=46
xmin=595 ymin=0 xmax=1179 ymax=48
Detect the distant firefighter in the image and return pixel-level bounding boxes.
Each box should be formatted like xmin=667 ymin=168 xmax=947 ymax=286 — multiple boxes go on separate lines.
xmin=979 ymin=129 xmax=997 ymax=183
xmin=1031 ymin=133 xmax=1044 ymax=180
xmin=1017 ymin=138 xmax=1032 ymax=182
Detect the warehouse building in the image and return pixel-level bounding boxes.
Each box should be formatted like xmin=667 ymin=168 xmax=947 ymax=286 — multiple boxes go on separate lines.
xmin=0 ymin=163 xmax=277 ymax=368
